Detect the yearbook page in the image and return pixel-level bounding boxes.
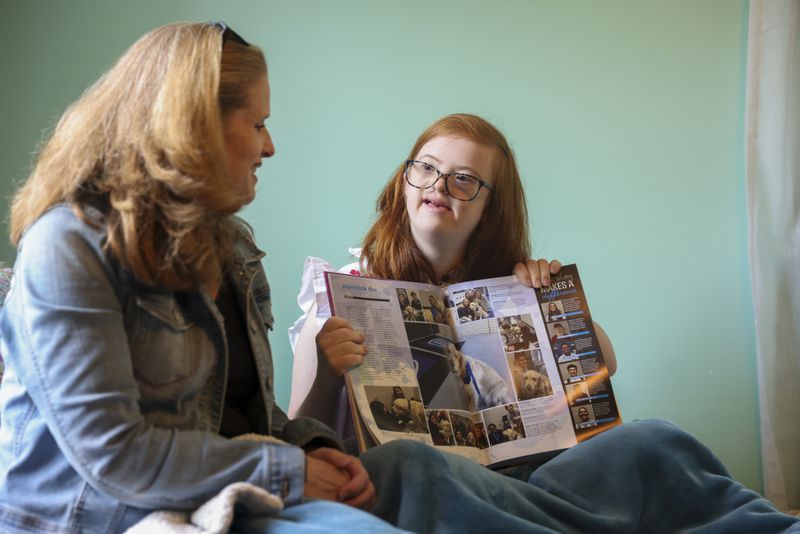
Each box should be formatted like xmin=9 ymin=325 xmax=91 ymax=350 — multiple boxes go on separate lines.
xmin=324 ymin=265 xmax=620 ymax=468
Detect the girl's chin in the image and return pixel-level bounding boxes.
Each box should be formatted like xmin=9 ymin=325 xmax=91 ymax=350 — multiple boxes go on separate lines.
xmin=413 ymin=223 xmax=464 ymax=243
xmin=416 ymin=206 xmax=455 ymax=222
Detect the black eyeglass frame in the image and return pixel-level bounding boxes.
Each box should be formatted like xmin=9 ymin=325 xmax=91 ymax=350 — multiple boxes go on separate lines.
xmin=210 ymin=21 xmax=249 ymax=47
xmin=404 ymin=159 xmax=495 ymax=202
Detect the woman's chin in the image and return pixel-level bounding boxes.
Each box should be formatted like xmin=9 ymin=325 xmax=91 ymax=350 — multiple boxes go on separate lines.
xmin=230 ymin=192 xmax=256 ymax=213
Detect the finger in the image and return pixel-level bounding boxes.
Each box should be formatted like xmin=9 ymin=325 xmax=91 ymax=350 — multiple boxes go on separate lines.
xmin=328 ymin=453 xmax=367 ymax=485
xmin=318 ymin=316 xmax=354 ymax=334
xmin=323 ymin=339 xmax=368 ymax=362
xmin=549 ymin=259 xmax=562 ymax=275
xmin=310 ymin=450 xmax=372 ymax=506
xmin=336 ymin=457 xmax=373 ymax=504
xmin=307 ymin=446 xmax=339 ymax=462
xmin=320 ymin=326 xmax=366 ymax=347
xmin=337 ymin=456 xmax=367 ymax=481
xmin=318 ymin=331 xmax=367 ymax=363
xmin=328 ymin=351 xmax=367 ymax=374
xmin=317 ymin=333 xmax=367 ymax=374
xmin=304 ymin=455 xmax=348 ymax=499
xmin=512 ymin=262 xmax=532 ymax=287
xmin=538 ymin=258 xmax=551 ymax=286
xmin=311 ymin=448 xmax=365 ymax=475
xmin=342 ymin=481 xmax=376 ymax=510
xmin=307 ymin=448 xmax=355 ymax=479
xmin=339 ymin=469 xmax=368 ymax=501
xmin=527 ymin=259 xmax=542 ymax=288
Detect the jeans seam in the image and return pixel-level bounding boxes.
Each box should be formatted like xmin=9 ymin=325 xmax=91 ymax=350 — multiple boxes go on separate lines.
xmin=12 ymin=401 xmax=36 ymax=457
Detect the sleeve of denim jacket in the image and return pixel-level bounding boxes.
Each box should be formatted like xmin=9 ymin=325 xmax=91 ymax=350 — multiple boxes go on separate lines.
xmin=248 ymin=254 xmax=343 ymax=453
xmin=271 ymin=407 xmax=343 ymax=451
xmin=4 ymin=209 xmax=305 ymax=510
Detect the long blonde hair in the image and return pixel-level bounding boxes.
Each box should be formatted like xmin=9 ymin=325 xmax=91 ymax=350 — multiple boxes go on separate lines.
xmin=362 ymin=113 xmax=531 ymax=283
xmin=9 ymin=22 xmax=266 ymax=289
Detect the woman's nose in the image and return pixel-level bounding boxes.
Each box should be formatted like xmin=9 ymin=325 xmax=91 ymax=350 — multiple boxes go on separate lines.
xmin=261 ymin=128 xmax=275 ymax=158
xmin=430 ymin=172 xmax=449 ymax=192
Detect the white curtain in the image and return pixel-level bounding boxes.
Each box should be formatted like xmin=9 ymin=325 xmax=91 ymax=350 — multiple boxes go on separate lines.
xmin=746 ymin=0 xmax=800 ymax=512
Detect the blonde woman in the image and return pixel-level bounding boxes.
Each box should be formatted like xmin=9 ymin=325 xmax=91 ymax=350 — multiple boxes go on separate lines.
xmin=0 ymin=22 xmax=394 ymax=533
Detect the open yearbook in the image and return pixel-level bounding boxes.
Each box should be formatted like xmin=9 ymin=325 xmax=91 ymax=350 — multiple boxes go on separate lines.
xmin=324 ymin=264 xmax=620 ymax=469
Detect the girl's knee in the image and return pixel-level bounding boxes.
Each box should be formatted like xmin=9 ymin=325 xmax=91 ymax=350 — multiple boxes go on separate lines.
xmin=601 ymin=419 xmax=722 ymax=471
xmin=362 ymin=439 xmax=441 ymax=475
xmin=611 ymin=418 xmax=685 ymax=444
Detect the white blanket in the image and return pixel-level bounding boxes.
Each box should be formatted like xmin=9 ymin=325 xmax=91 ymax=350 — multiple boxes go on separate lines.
xmin=126 ymin=435 xmax=287 ymax=534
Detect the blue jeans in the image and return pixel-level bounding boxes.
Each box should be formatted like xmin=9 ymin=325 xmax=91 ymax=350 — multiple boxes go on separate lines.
xmin=231 ymin=500 xmax=410 ymax=533
xmin=359 ymin=419 xmax=800 ymax=533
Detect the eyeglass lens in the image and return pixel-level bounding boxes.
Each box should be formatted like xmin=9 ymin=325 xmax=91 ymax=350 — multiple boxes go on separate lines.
xmin=406 ymin=161 xmax=482 ymax=201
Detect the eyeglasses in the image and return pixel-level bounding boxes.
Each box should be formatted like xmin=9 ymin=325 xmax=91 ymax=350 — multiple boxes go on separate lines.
xmin=404 ymin=160 xmax=495 ymax=201
xmin=210 ymin=21 xmax=249 ymax=47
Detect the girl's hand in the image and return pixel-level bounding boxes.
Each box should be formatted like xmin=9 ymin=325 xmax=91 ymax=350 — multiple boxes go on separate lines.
xmin=316 ymin=317 xmax=367 ymax=376
xmin=513 ymin=258 xmax=562 ymax=288
xmin=512 ymin=259 xmax=618 ymax=376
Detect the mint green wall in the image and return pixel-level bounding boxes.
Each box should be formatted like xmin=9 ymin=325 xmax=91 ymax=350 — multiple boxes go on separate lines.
xmin=2 ymin=1 xmax=758 ymax=490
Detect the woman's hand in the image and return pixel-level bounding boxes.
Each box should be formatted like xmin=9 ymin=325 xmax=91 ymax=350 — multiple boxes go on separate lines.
xmin=316 ymin=317 xmax=367 ymax=376
xmin=304 ymin=448 xmax=376 ymax=510
xmin=304 ymin=451 xmax=348 ymax=501
xmin=513 ymin=258 xmax=562 ymax=288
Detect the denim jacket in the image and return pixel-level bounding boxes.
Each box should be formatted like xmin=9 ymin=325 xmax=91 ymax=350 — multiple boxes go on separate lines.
xmin=0 ymin=205 xmax=340 ymax=533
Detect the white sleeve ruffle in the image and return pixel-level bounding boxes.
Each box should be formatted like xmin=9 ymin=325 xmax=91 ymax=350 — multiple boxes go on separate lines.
xmin=287 ymin=250 xmax=360 ymax=418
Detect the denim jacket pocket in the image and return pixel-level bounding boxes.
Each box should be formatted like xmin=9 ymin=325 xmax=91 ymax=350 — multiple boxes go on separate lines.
xmin=129 ymin=293 xmax=196 ymax=390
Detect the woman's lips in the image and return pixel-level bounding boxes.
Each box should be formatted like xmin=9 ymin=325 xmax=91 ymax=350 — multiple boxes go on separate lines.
xmin=423 ymin=198 xmax=451 ymax=211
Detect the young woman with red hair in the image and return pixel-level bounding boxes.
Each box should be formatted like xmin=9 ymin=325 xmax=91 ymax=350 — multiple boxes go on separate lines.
xmin=288 ymin=113 xmax=616 ymax=432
